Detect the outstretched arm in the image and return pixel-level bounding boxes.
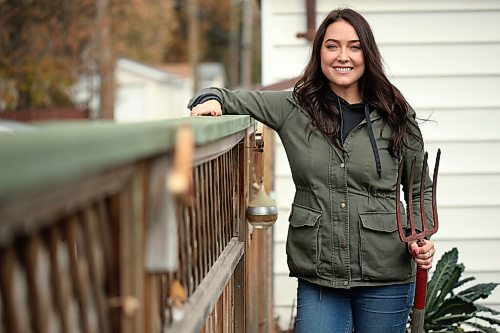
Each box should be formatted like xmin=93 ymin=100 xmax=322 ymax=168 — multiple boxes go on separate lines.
xmin=188 ymin=87 xmax=295 ymax=132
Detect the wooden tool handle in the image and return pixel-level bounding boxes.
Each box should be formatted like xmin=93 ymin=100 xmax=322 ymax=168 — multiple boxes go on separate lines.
xmin=411 ymin=267 xmax=428 ymax=333
xmin=411 ymin=308 xmax=425 ymax=333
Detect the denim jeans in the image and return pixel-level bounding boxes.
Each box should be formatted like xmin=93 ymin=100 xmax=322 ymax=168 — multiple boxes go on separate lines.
xmin=295 ymin=279 xmax=415 ymax=333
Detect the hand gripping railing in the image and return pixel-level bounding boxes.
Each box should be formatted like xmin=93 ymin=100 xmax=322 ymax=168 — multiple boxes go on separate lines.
xmin=396 ymin=149 xmax=441 ymax=333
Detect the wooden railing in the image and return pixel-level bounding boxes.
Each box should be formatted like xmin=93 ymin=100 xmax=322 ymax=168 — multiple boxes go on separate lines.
xmin=0 ymin=116 xmax=274 ymax=333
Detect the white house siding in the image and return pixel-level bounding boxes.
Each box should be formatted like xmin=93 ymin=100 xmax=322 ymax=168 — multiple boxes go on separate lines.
xmin=261 ymin=0 xmax=500 ymax=329
xmin=114 ymin=59 xmax=192 ymax=122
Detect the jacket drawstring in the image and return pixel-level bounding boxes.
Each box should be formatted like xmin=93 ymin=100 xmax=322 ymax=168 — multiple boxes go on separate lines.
xmin=364 ymin=104 xmax=382 ymax=179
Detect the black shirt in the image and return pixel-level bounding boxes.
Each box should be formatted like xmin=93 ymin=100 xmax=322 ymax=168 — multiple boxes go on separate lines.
xmin=326 ymin=90 xmax=371 ymax=142
xmin=340 ymin=100 xmax=367 ymax=142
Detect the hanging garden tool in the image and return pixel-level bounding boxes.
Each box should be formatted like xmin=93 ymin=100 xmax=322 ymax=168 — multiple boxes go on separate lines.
xmin=395 ymin=149 xmax=441 ymax=333
xmin=246 ymin=123 xmax=278 ymax=229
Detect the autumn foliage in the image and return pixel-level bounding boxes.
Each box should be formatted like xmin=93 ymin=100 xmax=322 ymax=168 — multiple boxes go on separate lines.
xmin=0 ymin=0 xmax=238 ymax=112
xmin=0 ymin=0 xmax=96 ymax=110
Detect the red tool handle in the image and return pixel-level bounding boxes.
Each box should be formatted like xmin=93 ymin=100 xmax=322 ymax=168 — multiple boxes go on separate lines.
xmin=414 ymin=267 xmax=428 ymax=310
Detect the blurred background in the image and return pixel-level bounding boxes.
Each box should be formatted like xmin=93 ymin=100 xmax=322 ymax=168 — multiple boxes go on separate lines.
xmin=0 ymin=0 xmax=262 ymax=121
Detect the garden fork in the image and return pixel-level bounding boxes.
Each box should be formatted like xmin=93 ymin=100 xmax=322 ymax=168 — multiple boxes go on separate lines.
xmin=396 ymin=149 xmax=441 ymax=333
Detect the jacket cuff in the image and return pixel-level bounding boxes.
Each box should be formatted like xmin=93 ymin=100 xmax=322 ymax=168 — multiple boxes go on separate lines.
xmin=187 ymin=93 xmax=223 ymax=110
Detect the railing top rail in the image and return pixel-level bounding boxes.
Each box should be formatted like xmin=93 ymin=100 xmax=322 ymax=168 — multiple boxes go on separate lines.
xmin=0 ymin=115 xmax=252 ymax=198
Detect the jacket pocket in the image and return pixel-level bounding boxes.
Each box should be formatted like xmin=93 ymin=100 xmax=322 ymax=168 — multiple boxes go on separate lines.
xmin=286 ymin=203 xmax=321 ymax=277
xmin=359 ymin=212 xmax=414 ymax=281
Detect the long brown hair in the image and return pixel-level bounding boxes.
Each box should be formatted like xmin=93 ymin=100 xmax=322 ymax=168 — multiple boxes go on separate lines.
xmin=292 ymin=8 xmax=421 ymax=156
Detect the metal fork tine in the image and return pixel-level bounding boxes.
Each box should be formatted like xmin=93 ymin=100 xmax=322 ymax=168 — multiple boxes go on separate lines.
xmin=396 ymin=151 xmax=440 ymax=243
xmin=419 ymin=152 xmax=429 ymax=234
xmin=431 ymin=149 xmax=441 ymax=233
xmin=398 ymin=149 xmax=441 ymax=333
xmin=396 ymin=158 xmax=406 ymax=242
xmin=407 ymin=156 xmax=417 ymax=238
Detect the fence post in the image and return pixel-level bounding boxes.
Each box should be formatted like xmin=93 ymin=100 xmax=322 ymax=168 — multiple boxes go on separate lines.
xmin=234 ymin=128 xmax=252 ymax=332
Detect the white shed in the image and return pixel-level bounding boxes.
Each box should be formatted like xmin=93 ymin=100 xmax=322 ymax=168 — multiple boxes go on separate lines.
xmin=114 ymin=59 xmax=226 ymax=122
xmin=114 ymin=58 xmax=192 ymax=121
xmin=260 ymin=0 xmax=500 ymax=329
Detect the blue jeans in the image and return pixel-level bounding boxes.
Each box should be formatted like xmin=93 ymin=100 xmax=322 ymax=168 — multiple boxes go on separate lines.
xmin=295 ymin=279 xmax=415 ymax=333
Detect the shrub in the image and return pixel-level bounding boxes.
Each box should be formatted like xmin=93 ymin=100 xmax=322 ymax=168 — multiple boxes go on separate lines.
xmin=409 ymin=247 xmax=500 ymax=332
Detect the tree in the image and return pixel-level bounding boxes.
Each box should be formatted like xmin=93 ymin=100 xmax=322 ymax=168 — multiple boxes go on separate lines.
xmin=0 ymin=0 xmax=256 ymax=112
xmin=164 ymin=0 xmax=234 ymax=79
xmin=0 ymin=0 xmax=95 ymax=110
xmin=0 ymin=0 xmax=178 ymax=113
xmin=111 ymin=0 xmax=178 ymax=64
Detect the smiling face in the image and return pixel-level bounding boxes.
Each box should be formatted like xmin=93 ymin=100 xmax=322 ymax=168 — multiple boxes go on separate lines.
xmin=320 ymin=20 xmax=365 ymax=102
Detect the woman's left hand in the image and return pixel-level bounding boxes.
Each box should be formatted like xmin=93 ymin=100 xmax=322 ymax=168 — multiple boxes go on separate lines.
xmin=408 ymin=239 xmax=435 ymax=270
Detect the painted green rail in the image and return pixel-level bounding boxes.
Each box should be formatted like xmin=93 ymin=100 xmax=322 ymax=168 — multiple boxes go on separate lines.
xmin=0 ymin=116 xmax=252 ymax=198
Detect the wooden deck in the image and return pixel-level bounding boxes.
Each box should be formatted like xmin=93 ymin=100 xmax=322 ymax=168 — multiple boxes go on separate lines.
xmin=0 ymin=116 xmax=274 ymax=332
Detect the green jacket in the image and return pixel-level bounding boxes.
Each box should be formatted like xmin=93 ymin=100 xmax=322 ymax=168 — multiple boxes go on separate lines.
xmin=192 ymin=88 xmax=434 ymax=288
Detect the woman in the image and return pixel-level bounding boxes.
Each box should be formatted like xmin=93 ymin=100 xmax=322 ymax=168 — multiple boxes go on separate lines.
xmin=190 ymin=8 xmax=436 ymax=333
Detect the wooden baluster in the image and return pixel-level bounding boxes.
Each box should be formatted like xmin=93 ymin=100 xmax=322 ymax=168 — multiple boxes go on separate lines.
xmin=215 ymin=156 xmax=223 ymax=255
xmin=24 ymin=234 xmax=60 ymax=333
xmin=177 ymin=197 xmax=188 ymax=296
xmin=199 ymin=164 xmax=209 ymax=277
xmin=193 ymin=169 xmax=203 ymax=286
xmin=209 ymin=160 xmax=217 ymax=264
xmin=214 ymin=157 xmax=220 ymax=257
xmin=96 ymin=199 xmax=114 ymax=297
xmin=231 ymin=147 xmax=239 ymax=237
xmin=201 ymin=162 xmax=208 ymax=269
xmin=193 ymin=167 xmax=202 ymax=280
xmin=0 ymin=247 xmax=30 ymax=332
xmin=187 ymin=202 xmax=197 ymax=290
xmin=200 ymin=163 xmax=212 ymax=275
xmin=231 ymin=149 xmax=235 ymax=237
xmin=65 ymin=217 xmax=93 ymax=333
xmin=233 ymin=136 xmax=248 ymax=333
xmin=220 ymin=153 xmax=227 ymax=246
xmin=47 ymin=227 xmax=71 ymax=333
xmin=213 ymin=159 xmax=219 ymax=260
xmin=205 ymin=162 xmax=212 ymax=267
xmin=182 ymin=199 xmax=193 ymax=296
xmin=193 ymin=206 xmax=201 ymax=289
xmin=225 ymin=152 xmax=231 ymax=244
xmin=221 ymin=153 xmax=227 ymax=246
xmin=83 ymin=206 xmax=110 ymax=333
xmin=65 ymin=217 xmax=91 ymax=333
xmin=120 ymin=169 xmax=145 ymax=333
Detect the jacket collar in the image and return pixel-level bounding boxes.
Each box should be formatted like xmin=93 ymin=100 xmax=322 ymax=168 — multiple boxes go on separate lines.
xmin=287 ymin=95 xmax=382 ymax=123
